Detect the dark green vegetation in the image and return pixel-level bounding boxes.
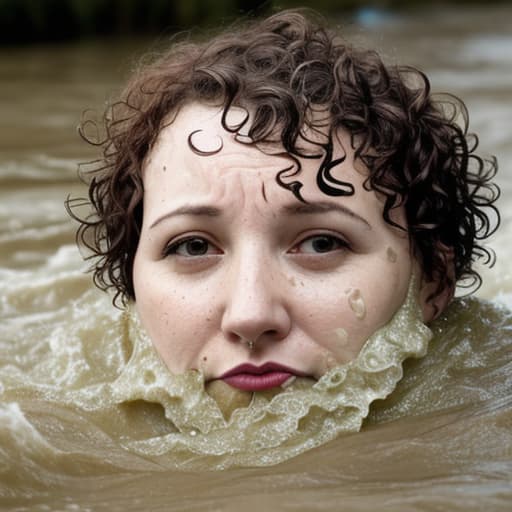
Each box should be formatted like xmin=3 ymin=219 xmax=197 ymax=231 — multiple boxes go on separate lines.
xmin=0 ymin=0 xmax=505 ymax=44
xmin=3 ymin=0 xmax=266 ymax=43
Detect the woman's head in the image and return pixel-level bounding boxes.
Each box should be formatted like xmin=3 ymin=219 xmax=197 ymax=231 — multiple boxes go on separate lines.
xmin=132 ymin=102 xmax=417 ymax=379
xmin=69 ymin=9 xmax=499 ymax=379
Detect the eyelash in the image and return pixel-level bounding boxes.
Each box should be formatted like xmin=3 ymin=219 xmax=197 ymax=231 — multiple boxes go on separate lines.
xmin=163 ymin=233 xmax=349 ymax=258
xmin=292 ymin=234 xmax=349 ymax=254
xmin=163 ymin=236 xmax=219 ymax=257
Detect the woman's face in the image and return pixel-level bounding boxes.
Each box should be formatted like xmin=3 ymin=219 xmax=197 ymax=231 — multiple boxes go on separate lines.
xmin=133 ymin=103 xmax=430 ymax=391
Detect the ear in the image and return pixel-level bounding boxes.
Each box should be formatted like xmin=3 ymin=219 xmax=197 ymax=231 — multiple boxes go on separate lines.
xmin=419 ymin=278 xmax=454 ymax=322
xmin=418 ymin=246 xmax=456 ymax=323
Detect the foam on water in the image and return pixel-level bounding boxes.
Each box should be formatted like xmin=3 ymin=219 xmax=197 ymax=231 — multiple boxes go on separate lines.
xmin=0 ymin=273 xmax=431 ymax=470
xmin=114 ymin=284 xmax=427 ymax=467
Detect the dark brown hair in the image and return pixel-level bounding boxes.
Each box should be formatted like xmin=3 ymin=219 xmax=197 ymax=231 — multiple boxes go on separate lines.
xmin=67 ymin=9 xmax=500 ymax=307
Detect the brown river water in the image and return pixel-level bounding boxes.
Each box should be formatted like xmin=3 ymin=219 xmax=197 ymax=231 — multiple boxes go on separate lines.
xmin=1 ymin=5 xmax=511 ymax=511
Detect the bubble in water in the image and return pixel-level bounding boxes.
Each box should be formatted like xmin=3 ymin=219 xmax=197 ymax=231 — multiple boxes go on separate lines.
xmin=365 ymin=354 xmax=381 ymax=370
xmin=346 ymin=288 xmax=366 ymax=320
xmin=143 ymin=370 xmax=156 ymax=385
xmin=327 ymin=369 xmax=345 ymax=386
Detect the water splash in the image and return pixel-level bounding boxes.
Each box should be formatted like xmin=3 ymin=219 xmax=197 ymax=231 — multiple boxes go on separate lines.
xmin=346 ymin=288 xmax=367 ymax=320
xmin=0 ymin=274 xmax=432 ymax=470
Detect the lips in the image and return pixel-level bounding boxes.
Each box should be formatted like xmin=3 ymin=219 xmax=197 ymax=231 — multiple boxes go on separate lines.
xmin=219 ymin=362 xmax=306 ymax=391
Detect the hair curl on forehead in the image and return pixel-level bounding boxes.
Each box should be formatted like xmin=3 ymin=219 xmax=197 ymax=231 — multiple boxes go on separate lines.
xmin=67 ymin=8 xmax=500 ymax=308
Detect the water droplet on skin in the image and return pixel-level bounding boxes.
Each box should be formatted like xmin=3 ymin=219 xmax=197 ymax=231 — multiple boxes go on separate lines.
xmin=281 ymin=375 xmax=296 ymax=388
xmin=324 ymin=352 xmax=338 ymax=370
xmin=386 ymin=246 xmax=397 ymax=263
xmin=331 ymin=372 xmax=343 ymax=384
xmin=334 ymin=327 xmax=348 ymax=346
xmin=346 ymin=288 xmax=366 ymax=320
xmin=323 ymin=328 xmax=350 ymax=362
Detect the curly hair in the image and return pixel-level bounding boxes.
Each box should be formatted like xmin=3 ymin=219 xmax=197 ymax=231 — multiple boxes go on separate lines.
xmin=67 ymin=8 xmax=500 ymax=307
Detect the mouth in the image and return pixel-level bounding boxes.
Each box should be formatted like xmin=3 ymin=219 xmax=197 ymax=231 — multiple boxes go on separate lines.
xmin=218 ymin=362 xmax=307 ymax=391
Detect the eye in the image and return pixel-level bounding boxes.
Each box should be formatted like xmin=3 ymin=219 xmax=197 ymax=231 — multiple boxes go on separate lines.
xmin=164 ymin=236 xmax=220 ymax=257
xmin=293 ymin=234 xmax=348 ymax=254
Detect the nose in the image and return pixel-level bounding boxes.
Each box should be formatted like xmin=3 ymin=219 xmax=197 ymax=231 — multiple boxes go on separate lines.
xmin=220 ymin=252 xmax=292 ymax=348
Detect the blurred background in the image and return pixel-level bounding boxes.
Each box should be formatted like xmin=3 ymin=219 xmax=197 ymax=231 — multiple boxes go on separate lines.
xmin=0 ymin=0 xmax=509 ymax=44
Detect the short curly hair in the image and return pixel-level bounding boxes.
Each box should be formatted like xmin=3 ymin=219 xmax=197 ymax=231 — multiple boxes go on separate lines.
xmin=67 ymin=8 xmax=500 ymax=308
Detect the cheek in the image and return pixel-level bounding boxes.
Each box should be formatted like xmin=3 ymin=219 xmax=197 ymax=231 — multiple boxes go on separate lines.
xmin=133 ymin=263 xmax=214 ymax=370
xmin=301 ymin=260 xmax=409 ymax=362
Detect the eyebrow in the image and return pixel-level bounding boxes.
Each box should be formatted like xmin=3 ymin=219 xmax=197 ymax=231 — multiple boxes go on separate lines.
xmin=149 ymin=205 xmax=221 ymax=229
xmin=149 ymin=200 xmax=372 ymax=230
xmin=280 ymin=201 xmax=372 ymax=229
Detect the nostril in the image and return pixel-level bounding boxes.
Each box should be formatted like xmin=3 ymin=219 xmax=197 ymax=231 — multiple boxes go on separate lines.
xmin=221 ymin=300 xmax=292 ymax=347
xmin=232 ymin=329 xmax=281 ymax=346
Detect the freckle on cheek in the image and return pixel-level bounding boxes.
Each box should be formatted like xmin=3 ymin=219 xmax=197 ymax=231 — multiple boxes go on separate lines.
xmin=288 ymin=276 xmax=296 ymax=287
xmin=386 ymin=246 xmax=397 ymax=263
xmin=345 ymin=288 xmax=366 ymax=320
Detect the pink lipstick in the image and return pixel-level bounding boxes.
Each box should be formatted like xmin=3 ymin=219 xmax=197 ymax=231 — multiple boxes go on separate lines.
xmin=219 ymin=362 xmax=305 ymax=391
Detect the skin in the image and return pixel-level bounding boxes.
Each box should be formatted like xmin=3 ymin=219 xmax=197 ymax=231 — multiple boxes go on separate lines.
xmin=133 ymin=102 xmax=438 ymax=383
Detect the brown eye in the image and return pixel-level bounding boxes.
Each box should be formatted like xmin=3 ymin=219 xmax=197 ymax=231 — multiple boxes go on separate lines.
xmin=296 ymin=235 xmax=347 ymax=254
xmin=184 ymin=238 xmax=209 ymax=255
xmin=165 ymin=237 xmax=216 ymax=257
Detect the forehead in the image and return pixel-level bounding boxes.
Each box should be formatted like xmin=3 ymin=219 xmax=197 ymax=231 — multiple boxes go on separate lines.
xmin=143 ymin=102 xmax=370 ymax=198
xmin=140 ymin=102 xmax=409 ymax=239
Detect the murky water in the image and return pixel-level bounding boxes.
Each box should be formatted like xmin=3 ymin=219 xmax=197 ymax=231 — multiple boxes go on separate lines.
xmin=1 ymin=5 xmax=511 ymax=511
